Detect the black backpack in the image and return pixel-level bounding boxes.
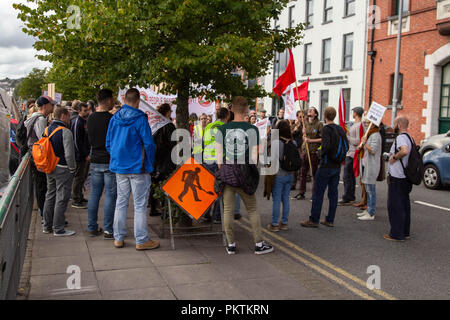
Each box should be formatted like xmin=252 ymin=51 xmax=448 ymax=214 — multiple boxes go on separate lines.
xmin=395 ymin=133 xmax=424 ymax=185
xmin=329 ymin=125 xmax=349 ymax=164
xmin=280 ymin=139 xmax=302 ymax=172
xmin=15 ymin=114 xmax=43 ymax=155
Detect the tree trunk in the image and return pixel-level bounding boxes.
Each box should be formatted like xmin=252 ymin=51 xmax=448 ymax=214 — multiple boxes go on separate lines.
xmin=175 ymin=78 xmax=193 ymax=228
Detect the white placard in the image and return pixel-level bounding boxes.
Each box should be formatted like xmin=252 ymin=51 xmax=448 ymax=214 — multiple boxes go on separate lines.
xmin=255 ymin=118 xmax=269 ymax=140
xmin=366 ymin=101 xmax=386 ymax=127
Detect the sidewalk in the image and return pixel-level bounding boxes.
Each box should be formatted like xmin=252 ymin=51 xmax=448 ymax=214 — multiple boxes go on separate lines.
xmin=24 ymin=199 xmax=357 ymax=300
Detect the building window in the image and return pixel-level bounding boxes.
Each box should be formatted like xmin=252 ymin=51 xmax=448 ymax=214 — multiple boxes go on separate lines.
xmin=304 ymin=43 xmax=312 ymax=75
xmin=392 ymin=0 xmax=409 ymax=16
xmin=306 ymin=0 xmax=314 ymax=28
xmin=344 ymin=0 xmax=355 ymax=17
xmin=320 ymin=90 xmax=329 ymax=119
xmin=390 ymin=73 xmax=403 ymax=105
xmin=342 ymin=88 xmax=351 ymax=121
xmin=321 ymin=38 xmax=331 ymax=73
xmin=342 ymin=33 xmax=353 ymax=70
xmin=323 ymin=0 xmax=333 ymax=23
xmin=306 ymin=91 xmax=311 ymax=109
xmin=288 ymin=5 xmax=295 ymax=28
xmin=440 ymin=62 xmax=450 ymax=133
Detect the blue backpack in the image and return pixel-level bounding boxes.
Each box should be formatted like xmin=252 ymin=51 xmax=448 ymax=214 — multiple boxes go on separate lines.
xmin=326 ymin=125 xmax=349 ymax=164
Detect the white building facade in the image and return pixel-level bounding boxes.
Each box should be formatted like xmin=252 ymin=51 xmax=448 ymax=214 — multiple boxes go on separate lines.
xmin=263 ymin=0 xmax=369 ymax=121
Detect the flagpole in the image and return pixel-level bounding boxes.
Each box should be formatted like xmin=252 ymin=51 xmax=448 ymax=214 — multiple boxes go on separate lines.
xmin=294 ymin=80 xmax=313 ymax=176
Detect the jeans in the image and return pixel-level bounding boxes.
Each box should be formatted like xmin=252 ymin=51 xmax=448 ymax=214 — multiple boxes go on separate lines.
xmin=342 ymin=156 xmax=356 ymax=202
xmin=31 ymin=161 xmax=47 ymax=214
xmin=387 ymin=176 xmax=412 ymax=240
xmin=88 ymin=163 xmax=117 ymax=233
xmin=43 ymin=166 xmax=73 ymax=233
xmin=309 ymin=167 xmax=340 ymax=224
xmin=114 ymin=174 xmax=151 ymax=245
xmin=271 ymin=174 xmax=294 ymax=226
xmin=365 ymin=184 xmax=376 ymax=216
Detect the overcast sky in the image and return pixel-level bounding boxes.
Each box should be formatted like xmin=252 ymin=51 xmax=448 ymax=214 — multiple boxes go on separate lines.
xmin=0 ymin=0 xmax=51 ymax=79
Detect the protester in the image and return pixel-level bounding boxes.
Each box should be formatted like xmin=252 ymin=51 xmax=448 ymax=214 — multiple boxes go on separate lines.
xmin=244 ymin=114 xmax=250 ymax=123
xmin=354 ymin=113 xmax=369 ymax=210
xmin=149 ymin=103 xmax=177 ymax=216
xmin=106 ymin=88 xmax=159 ymax=250
xmin=206 ymin=115 xmax=213 ymax=125
xmin=192 ymin=113 xmax=208 ymax=159
xmin=291 ymin=110 xmax=304 ymax=191
xmin=258 ymin=109 xmax=267 ymax=121
xmin=301 ymin=107 xmax=348 ymax=228
xmin=70 ymin=100 xmax=81 ymax=122
xmin=294 ymin=107 xmax=322 ymax=200
xmin=385 ymin=116 xmax=413 ymax=241
xmin=87 ymin=100 xmax=96 ymax=113
xmin=42 ymin=107 xmax=77 ymax=236
xmin=249 ymin=114 xmax=257 ymax=125
xmin=26 ymin=99 xmax=36 ymax=119
xmin=357 ymin=117 xmax=381 ymax=221
xmin=25 ymin=96 xmax=55 ymax=217
xmin=86 ymin=89 xmax=117 ymax=239
xmin=189 ymin=113 xmax=198 ymax=137
xmin=267 ymin=120 xmax=297 ymax=232
xmin=201 ymin=107 xmax=230 ymax=223
xmin=271 ymin=108 xmax=285 ymax=127
xmin=70 ymin=102 xmax=92 ymax=209
xmin=216 ymin=96 xmax=273 ymax=255
xmin=339 ymin=106 xmax=364 ymax=205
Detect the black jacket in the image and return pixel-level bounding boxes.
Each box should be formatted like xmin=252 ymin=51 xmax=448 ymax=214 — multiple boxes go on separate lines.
xmin=71 ymin=115 xmax=90 ymax=162
xmin=152 ymin=122 xmax=177 ymax=182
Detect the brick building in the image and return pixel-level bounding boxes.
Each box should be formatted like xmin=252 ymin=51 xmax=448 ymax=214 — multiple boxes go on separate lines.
xmin=365 ymin=0 xmax=450 ymax=142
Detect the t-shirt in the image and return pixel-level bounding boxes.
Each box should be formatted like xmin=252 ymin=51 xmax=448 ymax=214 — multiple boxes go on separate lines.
xmin=302 ymin=119 xmax=323 ymax=154
xmin=217 ymin=121 xmax=259 ymax=164
xmin=87 ymin=111 xmax=113 ymax=164
xmin=388 ymin=133 xmax=412 ymax=179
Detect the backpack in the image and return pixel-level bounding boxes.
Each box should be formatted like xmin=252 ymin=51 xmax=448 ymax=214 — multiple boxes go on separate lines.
xmin=32 ymin=126 xmax=65 ymax=174
xmin=395 ymin=133 xmax=424 ymax=185
xmin=16 ymin=114 xmax=43 ymax=155
xmin=280 ymin=139 xmax=302 ymax=171
xmin=328 ymin=125 xmax=349 ymax=164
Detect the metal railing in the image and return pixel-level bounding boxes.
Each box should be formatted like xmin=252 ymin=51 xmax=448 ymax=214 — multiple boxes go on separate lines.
xmin=0 ymin=153 xmax=33 ymax=300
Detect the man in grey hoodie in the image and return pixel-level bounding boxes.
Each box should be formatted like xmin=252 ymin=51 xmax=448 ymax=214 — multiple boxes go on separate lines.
xmin=25 ymin=96 xmax=56 ymax=216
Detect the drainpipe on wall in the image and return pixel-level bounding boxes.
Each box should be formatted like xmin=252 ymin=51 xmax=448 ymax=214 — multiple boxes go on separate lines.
xmin=368 ymin=0 xmax=377 ymax=107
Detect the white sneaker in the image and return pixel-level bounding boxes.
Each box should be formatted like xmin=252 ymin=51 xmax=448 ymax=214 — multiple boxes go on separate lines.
xmin=53 ymin=229 xmax=76 ymax=237
xmin=357 ymin=210 xmax=368 ymax=217
xmin=358 ymin=213 xmax=375 ymax=221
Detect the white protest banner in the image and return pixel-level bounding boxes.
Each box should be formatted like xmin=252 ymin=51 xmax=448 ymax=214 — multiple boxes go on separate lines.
xmin=255 ymin=118 xmax=269 ymax=140
xmin=366 ymin=101 xmax=387 ymax=127
xmin=282 ymin=85 xmax=297 ymax=120
xmin=139 ymin=99 xmax=171 ymax=135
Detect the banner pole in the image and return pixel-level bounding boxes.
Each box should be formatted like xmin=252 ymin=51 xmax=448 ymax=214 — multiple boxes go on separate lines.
xmin=294 ymin=80 xmax=313 ymax=176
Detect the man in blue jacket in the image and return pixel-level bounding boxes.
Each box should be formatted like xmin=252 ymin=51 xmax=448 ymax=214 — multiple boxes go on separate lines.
xmin=106 ymin=88 xmax=160 ymax=250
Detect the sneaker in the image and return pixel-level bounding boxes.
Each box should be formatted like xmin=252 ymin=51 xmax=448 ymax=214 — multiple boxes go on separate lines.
xmin=267 ymin=224 xmax=280 ymax=232
xmin=81 ymin=198 xmax=89 ymax=203
xmin=213 ymin=219 xmax=222 ymax=224
xmin=53 ymin=229 xmax=76 ymax=237
xmin=42 ymin=228 xmax=53 ymax=234
xmin=88 ymin=228 xmax=103 ymax=237
xmin=300 ymin=219 xmax=319 ymax=228
xmin=357 ymin=210 xmax=368 ymax=217
xmin=136 ymin=239 xmax=160 ymax=250
xmin=279 ymin=223 xmax=289 ymax=231
xmin=405 ymin=235 xmax=411 ymax=240
xmin=71 ymin=202 xmax=87 ymax=209
xmin=226 ymin=245 xmax=236 ymax=255
xmin=254 ymin=241 xmax=274 ymax=255
xmin=294 ymin=193 xmax=305 ymax=200
xmin=114 ymin=240 xmax=124 ymax=248
xmin=383 ymin=234 xmax=405 ymax=242
xmin=234 ymin=213 xmax=242 ymax=220
xmin=104 ymin=231 xmax=114 ymax=240
xmin=358 ymin=213 xmax=375 ymax=221
xmin=320 ymin=220 xmax=334 ymax=227
xmin=338 ymin=199 xmax=354 ymax=206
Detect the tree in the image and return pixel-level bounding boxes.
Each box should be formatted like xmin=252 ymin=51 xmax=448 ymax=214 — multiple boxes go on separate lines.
xmin=16 ymin=68 xmax=46 ymax=100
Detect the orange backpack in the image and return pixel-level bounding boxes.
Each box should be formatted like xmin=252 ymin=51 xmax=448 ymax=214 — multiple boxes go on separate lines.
xmin=32 ymin=126 xmax=66 ymax=174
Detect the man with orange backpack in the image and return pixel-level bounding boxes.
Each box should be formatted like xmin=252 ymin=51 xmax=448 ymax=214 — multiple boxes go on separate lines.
xmin=40 ymin=107 xmax=77 ymax=236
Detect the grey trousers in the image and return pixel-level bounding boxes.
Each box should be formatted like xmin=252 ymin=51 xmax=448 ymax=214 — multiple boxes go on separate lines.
xmin=43 ymin=166 xmax=73 ymax=233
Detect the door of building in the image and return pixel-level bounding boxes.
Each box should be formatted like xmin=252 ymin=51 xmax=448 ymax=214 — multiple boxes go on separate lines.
xmin=440 ymin=62 xmax=450 ymax=134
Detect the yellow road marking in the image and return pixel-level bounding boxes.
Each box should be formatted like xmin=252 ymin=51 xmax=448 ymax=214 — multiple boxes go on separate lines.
xmin=238 ymin=217 xmax=397 ymax=300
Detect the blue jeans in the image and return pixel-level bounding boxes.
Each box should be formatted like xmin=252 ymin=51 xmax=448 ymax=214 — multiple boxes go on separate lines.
xmin=271 ymin=174 xmax=294 ymax=226
xmin=114 ymin=174 xmax=151 ymax=245
xmin=365 ymin=184 xmax=376 ymax=216
xmin=310 ymin=167 xmax=340 ymax=224
xmin=88 ymin=163 xmax=117 ymax=233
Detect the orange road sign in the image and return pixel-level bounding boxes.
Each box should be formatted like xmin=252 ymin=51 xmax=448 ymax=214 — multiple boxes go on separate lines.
xmin=162 ymin=157 xmax=217 ymax=221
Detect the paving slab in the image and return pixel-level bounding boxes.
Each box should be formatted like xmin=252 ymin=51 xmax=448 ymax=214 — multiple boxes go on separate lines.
xmin=102 ymin=287 xmax=176 ymax=300
xmin=145 ymin=247 xmax=210 ymax=267
xmin=91 ymin=251 xmax=153 ymax=271
xmin=96 ymin=267 xmax=167 ymax=292
xmin=32 ymin=239 xmax=89 ymax=258
xmin=171 ymin=281 xmax=249 ymax=300
xmin=158 ymin=264 xmax=219 ymax=286
xmin=31 ymin=255 xmax=94 ymax=276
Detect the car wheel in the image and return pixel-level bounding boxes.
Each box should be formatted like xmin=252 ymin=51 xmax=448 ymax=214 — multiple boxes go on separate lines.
xmin=423 ymin=164 xmax=441 ymax=190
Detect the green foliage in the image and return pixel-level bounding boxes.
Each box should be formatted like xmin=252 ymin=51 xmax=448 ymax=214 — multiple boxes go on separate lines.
xmin=15 ymin=68 xmax=47 ymax=100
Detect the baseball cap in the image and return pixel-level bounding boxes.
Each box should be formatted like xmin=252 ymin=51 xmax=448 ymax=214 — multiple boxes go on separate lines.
xmin=352 ymin=106 xmax=364 ymax=117
xmin=36 ymin=96 xmax=57 ymax=107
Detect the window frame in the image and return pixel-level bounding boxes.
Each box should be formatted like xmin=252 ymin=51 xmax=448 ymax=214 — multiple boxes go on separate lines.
xmin=306 ymin=0 xmax=314 ymax=28
xmin=342 ymin=33 xmax=353 ymax=70
xmin=304 ymin=43 xmax=312 ymax=75
xmin=344 ymin=0 xmax=355 ymax=17
xmin=323 ymin=0 xmax=333 ymax=24
xmin=320 ymin=90 xmax=329 ymax=120
xmin=342 ymin=88 xmax=351 ymax=121
xmin=321 ymin=38 xmax=331 ymax=74
xmin=288 ymin=5 xmax=295 ymax=29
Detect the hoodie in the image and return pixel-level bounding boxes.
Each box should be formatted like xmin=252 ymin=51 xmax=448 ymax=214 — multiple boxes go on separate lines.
xmin=106 ymin=104 xmax=155 ymax=174
xmin=25 ymin=112 xmax=47 ymax=148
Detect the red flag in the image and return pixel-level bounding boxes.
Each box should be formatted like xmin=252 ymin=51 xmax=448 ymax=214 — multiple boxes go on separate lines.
xmin=353 ymin=122 xmax=364 ymax=177
xmin=339 ymin=88 xmax=348 ymax=133
xmin=293 ymin=78 xmax=309 ymax=101
xmin=272 ymin=49 xmax=296 ymax=97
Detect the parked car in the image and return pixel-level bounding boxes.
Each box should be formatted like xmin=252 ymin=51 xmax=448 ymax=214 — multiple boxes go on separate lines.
xmin=419 ymin=130 xmax=450 ymax=157
xmin=422 ymin=143 xmax=450 ymax=190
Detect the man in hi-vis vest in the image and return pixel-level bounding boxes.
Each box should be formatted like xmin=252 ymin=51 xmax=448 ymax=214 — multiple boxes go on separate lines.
xmin=201 ymin=108 xmax=230 ymax=223
xmin=192 ymin=113 xmax=208 ymax=162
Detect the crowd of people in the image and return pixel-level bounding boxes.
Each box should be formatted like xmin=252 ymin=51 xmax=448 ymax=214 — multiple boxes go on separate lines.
xmin=11 ymin=87 xmax=416 ymax=255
